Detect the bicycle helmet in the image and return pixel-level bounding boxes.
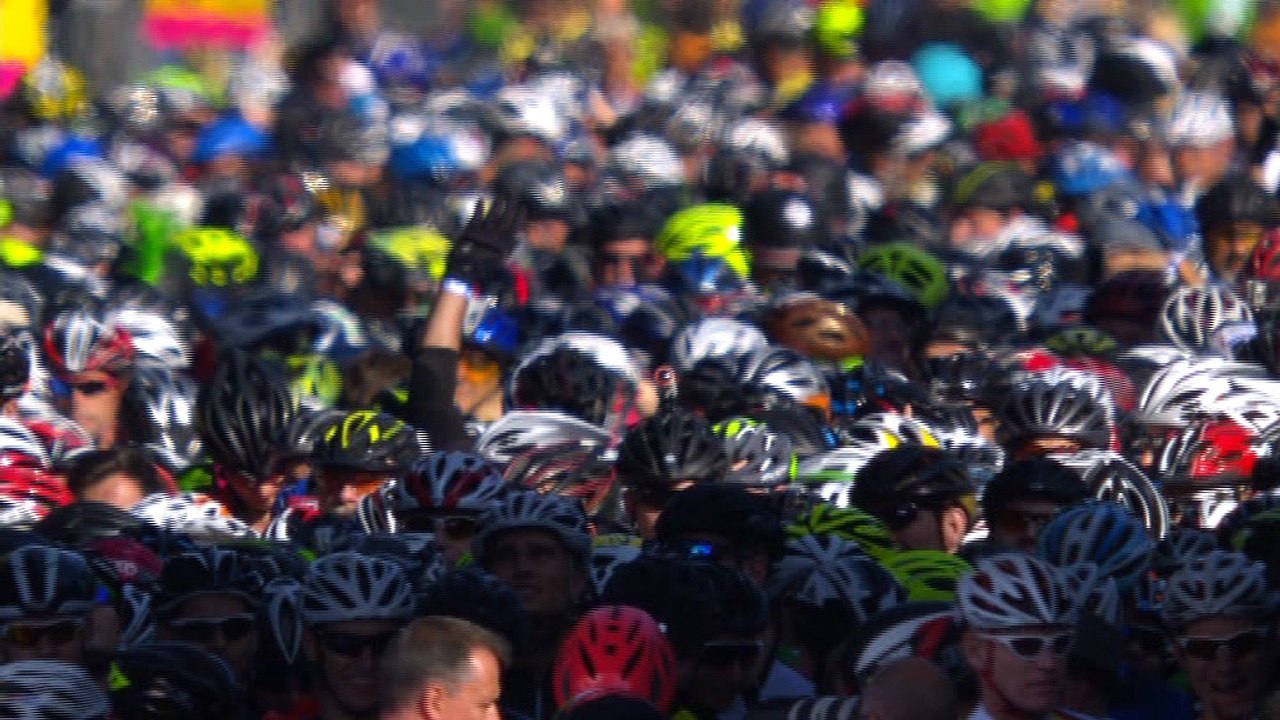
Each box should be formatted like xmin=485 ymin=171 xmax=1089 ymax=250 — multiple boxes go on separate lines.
xmin=393 ymin=451 xmax=506 ymax=515
xmin=1158 ymin=417 xmax=1262 ymax=489
xmin=744 ymin=346 xmax=830 ymax=413
xmin=879 ymin=549 xmax=973 ymax=602
xmin=928 ymin=295 xmax=1022 ymax=349
xmin=418 ymin=567 xmax=528 ymax=650
xmin=1060 ymin=562 xmax=1122 ymax=626
xmin=301 ymin=551 xmax=415 ymax=625
xmin=774 ymin=534 xmax=905 ymax=623
xmin=655 ymin=204 xmax=749 ymax=280
xmin=170 ymin=227 xmax=260 ymax=288
xmin=741 ymin=189 xmax=825 ymax=259
xmin=509 ymin=347 xmax=625 ymax=427
xmin=313 ymin=410 xmax=420 ymax=473
xmin=553 ymin=605 xmax=678 ymax=714
xmin=1130 ymin=358 xmax=1241 ymax=428
xmin=980 ymin=457 xmax=1092 ymax=521
xmin=0 ymin=334 xmax=30 ymax=399
xmin=154 ymin=546 xmax=262 ymax=617
xmin=998 ymin=372 xmax=1112 ymax=449
xmin=1152 ymin=527 xmax=1219 ymax=578
xmin=1157 ymin=284 xmax=1254 ymax=354
xmin=505 ymin=443 xmax=620 ymax=524
xmin=1084 ymin=270 xmax=1171 ymax=328
xmin=42 ymin=307 xmax=133 ymax=377
xmin=1195 ymin=175 xmax=1277 ymax=238
xmin=763 ymin=293 xmax=870 ymax=361
xmin=0 ymin=660 xmax=108 ymax=720
xmin=130 ymin=493 xmax=255 ymax=543
xmin=713 ymin=417 xmax=796 ymax=488
xmin=956 ymin=553 xmax=1073 ymax=630
xmin=1162 ymin=550 xmax=1276 ymax=629
xmin=850 ymin=601 xmax=960 ymax=687
xmin=1049 ymin=450 xmax=1170 ymax=539
xmin=475 ymin=410 xmax=610 ymax=465
xmin=1037 ymin=501 xmax=1154 ymax=592
xmin=197 ymin=351 xmax=296 ymax=478
xmin=0 ymin=464 xmax=71 ymax=529
xmin=857 ymin=242 xmax=949 ymax=310
xmin=608 ymin=134 xmax=685 ymax=192
xmin=472 ymin=490 xmax=592 ymax=566
xmin=849 ymin=446 xmax=976 ymax=530
xmin=0 ymin=545 xmax=95 ymax=621
xmin=128 ymin=367 xmax=201 ymax=473
xmin=108 ymin=642 xmax=242 ymax=720
xmin=670 ymin=317 xmax=770 ymax=373
xmin=785 ymin=504 xmax=900 ymax=558
xmin=601 ymin=557 xmax=769 ymax=658
xmin=615 ymin=409 xmax=728 ymax=489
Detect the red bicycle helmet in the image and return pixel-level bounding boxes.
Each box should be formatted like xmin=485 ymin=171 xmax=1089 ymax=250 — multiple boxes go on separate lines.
xmin=43 ymin=308 xmax=134 ymax=376
xmin=553 ymin=605 xmax=678 ymax=714
xmin=0 ymin=464 xmax=73 ymax=522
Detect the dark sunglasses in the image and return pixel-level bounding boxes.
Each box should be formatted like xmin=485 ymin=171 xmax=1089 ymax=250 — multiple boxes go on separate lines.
xmin=50 ymin=378 xmax=115 ymax=397
xmin=1127 ymin=625 xmax=1167 ymax=654
xmin=166 ymin=614 xmax=255 ymax=644
xmin=321 ymin=630 xmax=398 ymax=658
xmin=981 ymin=631 xmax=1074 ymax=661
xmin=1178 ymin=628 xmax=1268 ymax=661
xmin=993 ymin=509 xmax=1060 ymax=535
xmin=400 ymin=513 xmax=481 ymax=538
xmin=3 ymin=618 xmax=84 ymax=647
xmin=699 ymin=641 xmax=764 ymax=668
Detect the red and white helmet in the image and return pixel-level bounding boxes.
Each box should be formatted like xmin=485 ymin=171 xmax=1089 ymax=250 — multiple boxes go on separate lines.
xmin=956 ymin=553 xmax=1073 ymax=630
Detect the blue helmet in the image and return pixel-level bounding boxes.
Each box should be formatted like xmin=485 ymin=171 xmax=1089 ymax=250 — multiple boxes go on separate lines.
xmin=193 ymin=115 xmax=269 ymax=165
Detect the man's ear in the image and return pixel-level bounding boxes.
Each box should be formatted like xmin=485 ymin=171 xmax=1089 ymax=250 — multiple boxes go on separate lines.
xmin=942 ymin=506 xmax=970 ymax=550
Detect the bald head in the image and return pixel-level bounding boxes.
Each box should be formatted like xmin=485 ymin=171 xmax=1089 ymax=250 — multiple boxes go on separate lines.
xmin=858 ymin=657 xmax=957 ymax=720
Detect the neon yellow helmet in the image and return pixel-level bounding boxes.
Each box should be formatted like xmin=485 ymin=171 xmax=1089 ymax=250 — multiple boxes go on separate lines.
xmin=0 ymin=237 xmax=42 ymax=269
xmin=367 ymin=226 xmax=452 ymax=282
xmin=0 ymin=200 xmax=12 ymax=229
xmin=786 ymin=504 xmax=900 ymax=559
xmin=857 ymin=242 xmax=949 ymax=309
xmin=172 ymin=227 xmax=259 ymax=287
xmin=655 ymin=203 xmax=751 ymax=279
xmin=878 ymin=550 xmax=972 ymax=602
xmin=23 ymin=57 xmax=88 ymax=123
xmin=285 ymin=354 xmax=343 ymax=408
xmin=813 ymin=0 xmax=864 ymax=59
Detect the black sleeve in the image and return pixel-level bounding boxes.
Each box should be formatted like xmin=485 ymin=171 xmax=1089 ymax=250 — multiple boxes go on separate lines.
xmin=405 ymin=346 xmax=470 ymax=451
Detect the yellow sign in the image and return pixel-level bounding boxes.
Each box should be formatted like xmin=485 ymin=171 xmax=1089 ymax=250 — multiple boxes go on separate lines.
xmin=0 ymin=0 xmax=48 ymax=68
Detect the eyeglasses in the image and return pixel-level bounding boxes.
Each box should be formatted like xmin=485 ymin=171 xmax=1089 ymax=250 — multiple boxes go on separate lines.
xmin=50 ymin=377 xmax=118 ymax=397
xmin=981 ymin=631 xmax=1074 ymax=661
xmin=3 ymin=618 xmax=84 ymax=648
xmin=698 ymin=641 xmax=764 ymax=668
xmin=320 ymin=630 xmax=398 ymax=658
xmin=644 ymin=539 xmax=735 ymax=564
xmin=1177 ymin=628 xmax=1268 ymax=661
xmin=166 ymin=614 xmax=255 ymax=644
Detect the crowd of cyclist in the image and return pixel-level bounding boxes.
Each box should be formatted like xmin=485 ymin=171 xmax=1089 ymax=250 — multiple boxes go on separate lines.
xmin=4 ymin=0 xmax=1280 ymax=718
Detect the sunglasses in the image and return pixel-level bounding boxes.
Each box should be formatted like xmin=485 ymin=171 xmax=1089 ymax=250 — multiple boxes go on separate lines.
xmin=321 ymin=630 xmax=398 ymax=658
xmin=3 ymin=618 xmax=84 ymax=648
xmin=166 ymin=614 xmax=255 ymax=644
xmin=1127 ymin=625 xmax=1167 ymax=655
xmin=982 ymin=631 xmax=1074 ymax=661
xmin=993 ymin=509 xmax=1060 ymax=536
xmin=400 ymin=513 xmax=481 ymax=539
xmin=1177 ymin=628 xmax=1268 ymax=661
xmin=50 ymin=377 xmax=118 ymax=397
xmin=699 ymin=641 xmax=764 ymax=668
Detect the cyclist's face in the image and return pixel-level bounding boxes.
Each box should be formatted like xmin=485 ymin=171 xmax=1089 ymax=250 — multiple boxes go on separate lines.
xmin=1174 ymin=615 xmax=1276 ymax=720
xmin=485 ymin=528 xmax=586 ymax=618
xmin=1207 ymin=222 xmax=1265 ymax=282
xmin=964 ymin=627 xmax=1068 ymax=715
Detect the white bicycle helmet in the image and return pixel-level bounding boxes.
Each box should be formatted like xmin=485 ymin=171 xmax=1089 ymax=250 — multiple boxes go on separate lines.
xmin=956 ymin=553 xmax=1073 ymax=630
xmin=42 ymin=306 xmax=133 ymax=376
xmin=745 ymin=346 xmax=830 ymax=409
xmin=130 ymin=493 xmax=255 ymax=542
xmin=495 ymin=84 xmax=567 ymax=145
xmin=938 ymin=428 xmax=1005 ymax=486
xmin=608 ymin=133 xmax=684 ymax=190
xmin=1157 ymin=284 xmax=1254 ymax=354
xmin=1166 ymin=92 xmax=1233 ymax=148
xmin=1049 ymin=450 xmax=1169 ymax=540
xmin=471 ymin=489 xmax=592 ymax=566
xmin=302 ymin=551 xmax=416 ymax=626
xmin=722 ymin=117 xmax=789 ymax=168
xmin=109 ymin=307 xmax=190 ymax=370
xmin=0 ymin=416 xmax=50 ymax=467
xmin=670 ymin=318 xmax=769 ymax=373
xmin=998 ymin=372 xmax=1112 ymax=449
xmin=776 ymin=535 xmax=905 ymax=625
xmin=714 ymin=418 xmax=795 ymax=488
xmin=1163 ymin=550 xmax=1276 ymax=630
xmin=474 ymin=410 xmax=610 ymax=465
xmin=391 ymin=451 xmax=507 ymax=514
xmin=0 ymin=660 xmax=109 ymax=719
xmin=130 ymin=367 xmax=201 ymax=472
xmin=1131 ymin=359 xmax=1238 ymax=428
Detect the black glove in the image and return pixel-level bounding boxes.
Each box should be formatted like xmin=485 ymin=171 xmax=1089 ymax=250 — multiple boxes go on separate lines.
xmin=445 ymin=196 xmax=522 ymax=286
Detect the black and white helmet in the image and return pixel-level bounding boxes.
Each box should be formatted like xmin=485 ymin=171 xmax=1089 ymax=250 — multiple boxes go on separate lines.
xmin=1049 ymin=450 xmax=1170 ymax=539
xmin=301 ymin=552 xmax=416 ymax=626
xmin=998 ymin=371 xmax=1112 ymax=449
xmin=744 ymin=346 xmax=829 ymax=409
xmin=0 ymin=660 xmax=109 ymax=720
xmin=0 ymin=545 xmax=96 ymax=621
xmin=671 ymin=318 xmax=769 ymax=373
xmin=1157 ymin=284 xmax=1254 ymax=354
xmin=474 ymin=410 xmax=610 ymax=465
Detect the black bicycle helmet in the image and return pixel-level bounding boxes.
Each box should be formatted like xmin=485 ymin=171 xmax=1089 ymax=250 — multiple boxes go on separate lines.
xmin=154 ymin=546 xmax=263 ymax=618
xmin=924 ymin=351 xmax=1006 ymax=406
xmin=850 ymin=447 xmax=977 ymax=529
xmin=510 ymin=348 xmax=623 ymax=428
xmin=109 ymin=642 xmax=243 ymax=720
xmin=615 ymin=409 xmax=728 ymax=489
xmin=311 ymin=410 xmax=421 ymax=473
xmin=419 ymin=567 xmax=528 ymax=652
xmin=980 ymin=457 xmax=1091 ymax=520
xmin=653 ymin=483 xmax=785 ymax=560
xmin=929 ymin=295 xmax=1021 ymax=348
xmin=997 ymin=375 xmax=1112 ymax=450
xmin=33 ymin=500 xmax=149 ymax=546
xmin=678 ymin=357 xmax=760 ymax=421
xmin=742 ymin=189 xmax=827 ymax=254
xmin=196 ymin=350 xmax=296 ymax=479
xmin=0 ymin=545 xmax=96 ymax=620
xmin=494 ymin=160 xmax=572 ymax=220
xmin=0 ymin=333 xmax=29 ymax=399
xmin=602 ymin=556 xmax=768 ymax=659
